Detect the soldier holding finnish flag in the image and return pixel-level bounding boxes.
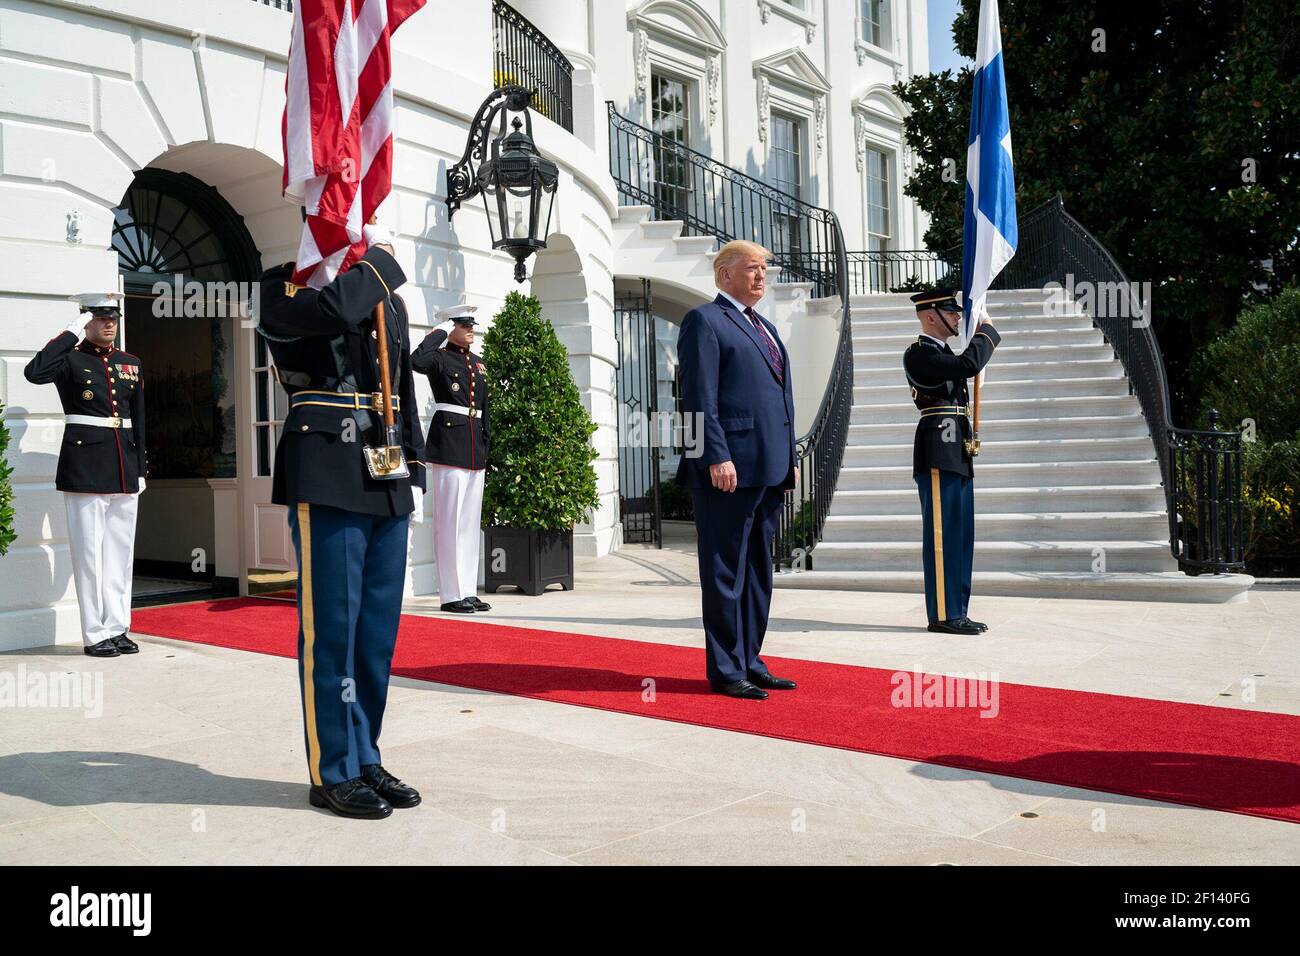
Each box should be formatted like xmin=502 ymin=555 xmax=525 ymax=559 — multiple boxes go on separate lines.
xmin=904 ymin=0 xmax=1017 ymax=635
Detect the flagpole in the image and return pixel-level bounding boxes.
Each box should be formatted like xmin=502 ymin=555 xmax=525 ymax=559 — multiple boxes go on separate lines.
xmin=373 ymin=299 xmax=399 ymax=465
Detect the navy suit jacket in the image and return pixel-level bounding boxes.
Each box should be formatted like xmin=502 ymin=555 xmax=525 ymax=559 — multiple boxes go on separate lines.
xmin=675 ymin=294 xmax=796 ymax=490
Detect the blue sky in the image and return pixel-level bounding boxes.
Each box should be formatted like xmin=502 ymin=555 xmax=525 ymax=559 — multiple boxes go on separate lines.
xmin=928 ymin=0 xmax=972 ymax=75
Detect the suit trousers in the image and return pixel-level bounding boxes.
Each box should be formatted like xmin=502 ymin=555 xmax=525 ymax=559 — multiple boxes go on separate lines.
xmin=690 ymin=484 xmax=785 ymax=684
xmin=431 ymin=464 xmax=485 ymax=604
xmin=288 ymin=502 xmax=408 ymax=787
xmin=915 ymin=468 xmax=975 ymax=624
xmin=63 ymin=491 xmax=138 ymax=646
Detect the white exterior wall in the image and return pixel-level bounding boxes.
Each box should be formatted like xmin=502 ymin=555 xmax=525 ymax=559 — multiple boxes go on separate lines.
xmin=0 ymin=0 xmax=927 ymax=650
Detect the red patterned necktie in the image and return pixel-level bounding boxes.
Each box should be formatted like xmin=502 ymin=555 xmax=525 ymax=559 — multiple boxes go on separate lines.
xmin=745 ymin=307 xmax=783 ymax=381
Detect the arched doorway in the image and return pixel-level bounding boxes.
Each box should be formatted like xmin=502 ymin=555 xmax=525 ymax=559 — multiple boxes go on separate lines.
xmin=111 ymin=168 xmax=261 ymax=601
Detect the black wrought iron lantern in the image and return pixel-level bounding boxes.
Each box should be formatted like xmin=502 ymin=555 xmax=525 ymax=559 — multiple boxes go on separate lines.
xmin=447 ymin=86 xmax=558 ymax=283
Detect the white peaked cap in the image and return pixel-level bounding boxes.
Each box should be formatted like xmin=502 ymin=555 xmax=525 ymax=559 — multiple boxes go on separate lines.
xmin=70 ymin=292 xmax=124 ymax=312
xmin=435 ymin=304 xmax=478 ymax=322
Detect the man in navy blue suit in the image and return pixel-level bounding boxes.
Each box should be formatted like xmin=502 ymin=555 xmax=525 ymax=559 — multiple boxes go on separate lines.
xmin=676 ymin=240 xmax=798 ymax=700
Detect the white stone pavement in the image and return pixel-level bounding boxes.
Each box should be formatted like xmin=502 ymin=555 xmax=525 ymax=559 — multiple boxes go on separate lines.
xmin=1 ymin=524 xmax=1297 ymax=865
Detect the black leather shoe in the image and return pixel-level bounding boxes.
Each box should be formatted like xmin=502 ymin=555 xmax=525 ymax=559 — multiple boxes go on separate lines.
xmin=467 ymin=596 xmax=492 ymax=612
xmin=361 ymin=764 xmax=421 ymax=809
xmin=960 ymin=617 xmax=989 ymax=632
xmin=710 ymin=679 xmax=768 ymax=700
xmin=440 ymin=599 xmax=476 ymax=613
xmin=111 ymin=632 xmax=139 ymax=654
xmin=84 ymin=638 xmax=119 ymax=658
xmin=928 ymin=619 xmax=983 ymax=636
xmin=308 ymin=778 xmax=393 ymax=819
xmin=748 ymin=671 xmax=797 ymax=690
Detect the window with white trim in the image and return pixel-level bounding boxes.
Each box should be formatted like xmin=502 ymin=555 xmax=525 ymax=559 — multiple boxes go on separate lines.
xmin=865 ymin=146 xmax=893 ymax=252
xmin=860 ymin=0 xmax=890 ymax=49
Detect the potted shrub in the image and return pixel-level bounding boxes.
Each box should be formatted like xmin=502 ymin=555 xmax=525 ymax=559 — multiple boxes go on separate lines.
xmin=480 ymin=291 xmax=599 ymax=594
xmin=0 ymin=406 xmax=14 ymax=556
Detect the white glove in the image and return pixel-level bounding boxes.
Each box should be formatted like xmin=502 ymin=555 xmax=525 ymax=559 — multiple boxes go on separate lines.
xmin=138 ymin=477 xmax=147 ymax=494
xmin=410 ymin=485 xmax=425 ymax=524
xmin=437 ymin=319 xmax=456 ymax=345
xmin=363 ymin=220 xmax=394 ymax=250
xmin=65 ymin=315 xmax=88 ymax=338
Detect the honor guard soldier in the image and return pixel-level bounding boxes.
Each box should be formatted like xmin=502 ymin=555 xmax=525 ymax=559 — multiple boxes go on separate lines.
xmin=25 ymin=293 xmax=146 ymax=658
xmin=903 ymin=289 xmax=1001 ymax=636
xmin=411 ymin=304 xmax=491 ymax=614
xmin=257 ymin=219 xmax=427 ymax=820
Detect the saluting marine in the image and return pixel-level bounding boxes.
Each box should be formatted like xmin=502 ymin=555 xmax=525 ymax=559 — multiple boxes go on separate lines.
xmin=411 ymin=304 xmax=491 ymax=614
xmin=24 ymin=293 xmax=146 ymax=658
xmin=257 ymin=220 xmax=427 ymax=820
xmin=903 ymin=288 xmax=1001 ymax=636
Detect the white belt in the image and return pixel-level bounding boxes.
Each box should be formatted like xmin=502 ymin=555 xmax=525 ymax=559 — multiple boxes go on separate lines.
xmin=433 ymin=402 xmax=478 ymax=419
xmin=67 ymin=414 xmax=132 ymax=429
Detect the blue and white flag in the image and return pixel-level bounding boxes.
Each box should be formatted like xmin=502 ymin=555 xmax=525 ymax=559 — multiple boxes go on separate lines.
xmin=959 ymin=0 xmax=1017 ymax=351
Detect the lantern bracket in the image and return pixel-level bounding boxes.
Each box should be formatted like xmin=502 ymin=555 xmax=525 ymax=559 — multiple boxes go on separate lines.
xmin=446 ymin=85 xmax=536 ymax=220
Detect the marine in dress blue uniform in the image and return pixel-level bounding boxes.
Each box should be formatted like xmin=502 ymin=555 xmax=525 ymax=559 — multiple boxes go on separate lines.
xmin=902 ymin=289 xmax=1001 ymax=635
xmin=24 ymin=293 xmax=146 ymax=658
xmin=257 ymin=233 xmax=427 ymax=820
xmin=411 ymin=304 xmax=492 ymax=614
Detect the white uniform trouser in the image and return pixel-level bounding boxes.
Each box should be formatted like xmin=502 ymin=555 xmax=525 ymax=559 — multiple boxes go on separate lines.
xmin=63 ymin=492 xmax=139 ymax=646
xmin=431 ymin=464 xmax=485 ymax=604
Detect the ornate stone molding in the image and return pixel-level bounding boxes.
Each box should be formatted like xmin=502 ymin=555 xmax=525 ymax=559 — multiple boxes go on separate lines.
xmin=757 ymin=75 xmax=771 ymax=142
xmin=758 ymin=1 xmax=771 ymax=24
xmin=707 ymin=53 xmax=721 ymax=125
xmin=635 ymin=27 xmax=649 ymax=101
xmin=854 ymin=111 xmax=868 ymax=172
xmin=814 ymin=95 xmax=826 ymax=156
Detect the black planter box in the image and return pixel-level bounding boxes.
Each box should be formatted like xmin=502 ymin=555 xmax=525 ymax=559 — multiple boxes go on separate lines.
xmin=483 ymin=526 xmax=574 ymax=596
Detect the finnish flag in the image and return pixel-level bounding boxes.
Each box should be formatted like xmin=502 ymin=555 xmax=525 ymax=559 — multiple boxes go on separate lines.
xmin=959 ymin=0 xmax=1017 ymax=351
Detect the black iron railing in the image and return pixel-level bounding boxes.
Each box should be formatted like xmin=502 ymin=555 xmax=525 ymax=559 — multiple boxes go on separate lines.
xmin=253 ymin=0 xmax=293 ymax=10
xmin=492 ymin=0 xmax=573 ymax=133
xmin=859 ymin=194 xmax=1245 ymax=574
xmin=608 ymin=103 xmax=843 ymax=299
xmin=1169 ymin=412 xmax=1247 ymax=572
xmin=607 ymin=102 xmax=852 ymax=569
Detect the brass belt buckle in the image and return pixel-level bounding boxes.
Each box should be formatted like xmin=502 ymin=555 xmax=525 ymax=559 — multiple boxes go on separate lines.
xmin=370 ymin=391 xmax=385 ymax=413
xmin=108 ymin=417 xmax=122 ymax=429
xmin=466 ymin=406 xmax=476 ymax=418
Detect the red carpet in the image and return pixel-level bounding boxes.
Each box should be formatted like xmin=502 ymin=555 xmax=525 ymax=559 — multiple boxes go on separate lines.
xmin=133 ymin=598 xmax=1300 ymax=824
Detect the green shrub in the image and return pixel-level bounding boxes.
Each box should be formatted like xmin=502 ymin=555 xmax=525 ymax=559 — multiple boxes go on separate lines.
xmin=657 ymin=475 xmax=694 ymax=520
xmin=1241 ymin=438 xmax=1300 ymax=576
xmin=1192 ymin=287 xmax=1300 ymax=574
xmin=1194 ymin=287 xmax=1300 ymax=443
xmin=0 ymin=406 xmax=13 ymax=555
xmin=480 ymin=291 xmax=599 ymax=530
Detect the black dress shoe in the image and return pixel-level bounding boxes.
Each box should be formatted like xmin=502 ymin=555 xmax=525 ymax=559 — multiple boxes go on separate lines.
xmin=467 ymin=596 xmax=492 ymax=612
xmin=361 ymin=764 xmax=421 ymax=809
xmin=710 ymin=679 xmax=768 ymax=700
xmin=308 ymin=778 xmax=393 ymax=819
xmin=84 ymin=638 xmax=119 ymax=658
xmin=960 ymin=617 xmax=989 ymax=632
xmin=927 ymin=619 xmax=983 ymax=636
xmin=111 ymin=633 xmax=139 ymax=654
xmin=748 ymin=671 xmax=797 ymax=690
xmin=440 ymin=599 xmax=476 ymax=613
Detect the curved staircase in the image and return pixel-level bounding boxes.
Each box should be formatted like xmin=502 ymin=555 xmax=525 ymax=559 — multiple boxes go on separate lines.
xmin=774 ymin=289 xmax=1252 ymax=603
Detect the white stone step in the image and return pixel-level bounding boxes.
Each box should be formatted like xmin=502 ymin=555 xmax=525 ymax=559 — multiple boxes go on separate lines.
xmin=835 ymin=459 xmax=1164 ymax=491
xmin=637 ymin=219 xmax=686 ymax=241
xmin=851 ymin=394 xmax=1140 ymax=424
xmin=854 ymin=376 xmax=1132 ymax=402
xmin=843 ymin=436 xmax=1158 ymax=467
xmin=828 ymin=484 xmax=1168 ymax=515
xmin=672 ymin=234 xmax=718 ymax=256
xmin=853 ymin=327 xmax=1104 ymax=349
xmin=812 ymin=539 xmax=1177 ymax=573
xmin=821 ymin=510 xmax=1171 ymax=543
xmin=849 ymin=290 xmax=1063 ymax=310
xmin=855 ymin=359 xmax=1121 ymax=385
xmin=847 ymin=413 xmax=1151 ymax=441
xmin=613 ymin=204 xmax=655 ymax=225
xmin=854 ymin=343 xmax=1114 ymax=370
xmin=773 ymin=569 xmax=1254 ymax=604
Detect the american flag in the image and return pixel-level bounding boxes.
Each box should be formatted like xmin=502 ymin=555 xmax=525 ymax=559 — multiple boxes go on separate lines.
xmin=282 ymin=0 xmax=426 ymax=288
